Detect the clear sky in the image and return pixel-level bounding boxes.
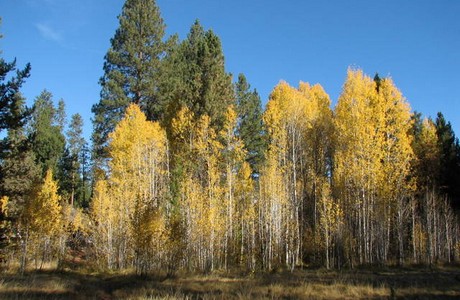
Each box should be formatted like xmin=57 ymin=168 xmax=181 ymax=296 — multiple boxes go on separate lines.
xmin=1 ymin=0 xmax=459 ymax=141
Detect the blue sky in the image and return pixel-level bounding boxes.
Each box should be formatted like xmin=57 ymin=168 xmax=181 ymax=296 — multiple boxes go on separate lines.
xmin=1 ymin=0 xmax=459 ymax=141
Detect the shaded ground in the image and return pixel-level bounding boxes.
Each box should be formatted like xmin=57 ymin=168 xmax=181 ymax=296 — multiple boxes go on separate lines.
xmin=0 ymin=266 xmax=460 ymax=299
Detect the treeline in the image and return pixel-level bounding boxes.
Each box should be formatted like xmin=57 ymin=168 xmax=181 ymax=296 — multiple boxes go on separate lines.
xmin=1 ymin=0 xmax=460 ymax=274
xmin=0 ymin=86 xmax=91 ymax=272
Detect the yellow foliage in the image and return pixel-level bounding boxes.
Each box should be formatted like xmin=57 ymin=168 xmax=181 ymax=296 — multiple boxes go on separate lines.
xmin=90 ymin=104 xmax=169 ymax=270
xmin=414 ymin=118 xmax=440 ymax=189
xmin=333 ymin=68 xmax=415 ymax=264
xmin=90 ymin=180 xmax=112 ymax=227
xmin=0 ymin=196 xmax=8 ymax=217
xmin=171 ymin=105 xmax=194 ymax=147
xmin=318 ymin=181 xmax=343 ymax=236
xmin=61 ymin=203 xmax=86 ymax=233
xmin=334 ymin=69 xmax=381 ymax=190
xmin=26 ymin=170 xmax=62 ymax=237
xmin=261 ymin=79 xmax=334 ymax=269
xmin=377 ymin=77 xmax=414 ymax=198
xmin=90 ymin=179 xmax=115 ymax=268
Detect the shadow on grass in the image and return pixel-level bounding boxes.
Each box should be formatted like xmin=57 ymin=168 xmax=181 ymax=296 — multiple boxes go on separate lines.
xmin=0 ymin=266 xmax=459 ymax=299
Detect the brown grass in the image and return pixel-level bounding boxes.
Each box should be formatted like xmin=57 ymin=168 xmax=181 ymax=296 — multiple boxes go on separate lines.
xmin=0 ymin=266 xmax=459 ymax=299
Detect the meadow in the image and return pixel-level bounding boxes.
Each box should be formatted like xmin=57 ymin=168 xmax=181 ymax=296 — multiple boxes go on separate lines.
xmin=1 ymin=265 xmax=460 ymax=299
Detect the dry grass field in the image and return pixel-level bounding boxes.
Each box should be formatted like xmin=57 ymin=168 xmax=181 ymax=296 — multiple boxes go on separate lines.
xmin=0 ymin=265 xmax=460 ymax=299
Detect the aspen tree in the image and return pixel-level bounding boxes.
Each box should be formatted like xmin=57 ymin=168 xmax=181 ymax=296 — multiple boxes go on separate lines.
xmin=376 ymin=77 xmax=414 ymax=265
xmin=261 ymin=83 xmax=290 ymax=269
xmin=194 ymin=114 xmax=224 ymax=270
xmin=298 ymin=82 xmax=333 ymax=263
xmin=90 ymin=180 xmax=115 ymax=269
xmin=90 ymin=104 xmax=168 ymax=271
xmin=235 ymin=161 xmax=256 ymax=270
xmin=412 ymin=116 xmax=459 ymax=264
xmin=170 ymin=106 xmax=227 ymax=271
xmin=334 ymin=69 xmax=381 ymax=265
xmin=334 ymin=69 xmax=415 ymax=265
xmin=262 ymin=82 xmax=306 ymax=270
xmin=261 ymin=81 xmax=333 ymax=269
xmin=414 ymin=118 xmax=440 ymax=190
xmin=221 ymin=106 xmax=246 ymax=267
xmin=318 ymin=181 xmax=343 ymax=269
xmin=170 ymin=106 xmax=200 ymax=270
xmin=23 ymin=170 xmax=63 ymax=270
xmin=414 ymin=119 xmax=439 ymax=263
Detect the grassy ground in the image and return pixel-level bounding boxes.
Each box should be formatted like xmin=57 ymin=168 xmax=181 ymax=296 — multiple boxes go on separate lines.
xmin=0 ymin=266 xmax=460 ymax=299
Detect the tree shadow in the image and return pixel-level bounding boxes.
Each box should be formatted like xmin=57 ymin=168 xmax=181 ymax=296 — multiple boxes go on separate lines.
xmin=0 ymin=266 xmax=458 ymax=299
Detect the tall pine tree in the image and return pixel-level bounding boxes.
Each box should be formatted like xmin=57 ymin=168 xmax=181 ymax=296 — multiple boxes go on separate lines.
xmin=92 ymin=0 xmax=170 ymax=163
xmin=0 ymin=21 xmax=38 ymax=259
xmin=435 ymin=112 xmax=460 ymax=208
xmin=0 ymin=127 xmax=40 ymax=260
xmin=29 ymin=90 xmax=65 ymax=176
xmin=59 ymin=114 xmax=87 ymax=207
xmin=235 ymin=73 xmax=266 ymax=175
xmin=0 ymin=94 xmax=40 ymax=217
xmin=158 ymin=20 xmax=235 ymax=215
xmin=158 ymin=20 xmax=235 ymax=132
xmin=0 ymin=17 xmax=31 ymax=141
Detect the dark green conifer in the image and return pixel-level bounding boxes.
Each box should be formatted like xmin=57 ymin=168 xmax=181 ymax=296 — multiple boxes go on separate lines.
xmin=435 ymin=112 xmax=460 ymax=207
xmin=92 ymin=0 xmax=170 ymax=162
xmin=29 ymin=90 xmax=65 ymax=176
xmin=235 ymin=73 xmax=266 ymax=175
xmin=158 ymin=20 xmax=235 ymax=131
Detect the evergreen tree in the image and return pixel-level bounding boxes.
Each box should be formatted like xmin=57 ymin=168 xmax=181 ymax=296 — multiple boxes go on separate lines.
xmin=0 ymin=23 xmax=38 ymax=259
xmin=0 ymin=96 xmax=40 ymax=263
xmin=92 ymin=0 xmax=170 ymax=162
xmin=79 ymin=142 xmax=92 ymax=208
xmin=435 ymin=112 xmax=460 ymax=207
xmin=235 ymin=73 xmax=266 ymax=175
xmin=0 ymin=20 xmax=32 ymax=165
xmin=0 ymin=126 xmax=39 ymax=259
xmin=0 ymin=48 xmax=31 ymax=135
xmin=62 ymin=113 xmax=86 ymax=206
xmin=158 ymin=20 xmax=234 ymax=131
xmin=67 ymin=114 xmax=84 ymax=158
xmin=159 ymin=20 xmax=235 ymax=219
xmin=0 ymin=94 xmax=39 ymax=194
xmin=1 ymin=127 xmax=40 ymax=218
xmin=410 ymin=111 xmax=423 ymax=141
xmin=58 ymin=148 xmax=73 ymax=202
xmin=29 ymin=90 xmax=66 ymax=176
xmin=373 ymin=73 xmax=382 ymax=92
xmin=55 ymin=98 xmax=66 ymax=131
